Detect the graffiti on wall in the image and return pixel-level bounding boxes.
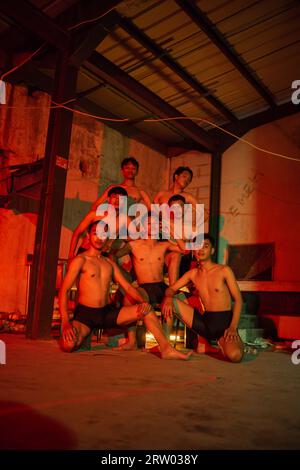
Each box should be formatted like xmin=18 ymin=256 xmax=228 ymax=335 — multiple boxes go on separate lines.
xmin=228 ymin=170 xmax=264 ymax=218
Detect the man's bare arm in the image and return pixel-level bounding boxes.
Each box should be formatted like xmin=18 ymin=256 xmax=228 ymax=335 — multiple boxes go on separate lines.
xmin=153 ymin=191 xmax=164 ymax=204
xmin=68 ymin=211 xmax=96 ymax=259
xmin=59 ymin=256 xmax=85 ymax=328
xmin=167 ymin=239 xmax=186 ymax=253
xmin=165 ymin=269 xmax=195 ymax=298
xmin=162 ymin=269 xmax=195 ymax=319
xmin=110 ymin=259 xmax=144 ymax=303
xmin=91 ymin=186 xmax=112 ymax=211
xmin=140 ymin=189 xmax=152 ymax=210
xmin=224 ymin=266 xmax=243 ymax=330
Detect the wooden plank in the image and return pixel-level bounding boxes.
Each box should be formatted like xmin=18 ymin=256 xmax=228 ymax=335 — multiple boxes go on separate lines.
xmin=238 ymin=281 xmax=300 ymax=292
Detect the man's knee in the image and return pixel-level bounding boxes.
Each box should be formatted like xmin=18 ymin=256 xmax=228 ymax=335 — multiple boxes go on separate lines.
xmin=227 ymin=347 xmax=243 ymax=363
xmin=59 ymin=335 xmax=83 ymax=353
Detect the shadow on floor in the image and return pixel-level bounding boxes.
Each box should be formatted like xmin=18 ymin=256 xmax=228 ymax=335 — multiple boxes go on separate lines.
xmin=0 ymin=401 xmax=78 ymax=450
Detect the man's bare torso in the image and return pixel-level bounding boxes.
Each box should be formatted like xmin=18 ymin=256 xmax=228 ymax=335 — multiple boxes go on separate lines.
xmin=130 ymin=240 xmax=170 ymax=284
xmin=190 ymin=264 xmax=232 ymax=312
xmin=77 ymin=255 xmax=113 ymax=307
xmin=118 ymin=183 xmax=144 ymax=204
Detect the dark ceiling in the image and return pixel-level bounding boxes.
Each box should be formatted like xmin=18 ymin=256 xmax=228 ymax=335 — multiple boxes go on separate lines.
xmin=1 ymin=0 xmax=300 ymax=153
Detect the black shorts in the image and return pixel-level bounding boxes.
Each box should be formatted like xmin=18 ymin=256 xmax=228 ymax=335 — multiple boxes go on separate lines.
xmin=192 ymin=310 xmax=233 ymax=341
xmin=139 ymin=282 xmax=167 ymax=306
xmin=74 ymin=303 xmax=121 ymax=330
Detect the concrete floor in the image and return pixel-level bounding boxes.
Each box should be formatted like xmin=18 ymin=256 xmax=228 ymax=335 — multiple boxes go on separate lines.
xmin=0 ymin=333 xmax=300 ymax=450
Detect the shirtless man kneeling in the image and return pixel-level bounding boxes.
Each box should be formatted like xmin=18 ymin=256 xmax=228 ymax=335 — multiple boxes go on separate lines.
xmin=162 ymin=234 xmax=244 ymax=362
xmin=59 ymin=221 xmax=190 ymax=360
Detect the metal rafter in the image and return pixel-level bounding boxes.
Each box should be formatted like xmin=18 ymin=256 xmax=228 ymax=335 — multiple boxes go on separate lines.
xmin=0 ymin=0 xmax=70 ymax=51
xmin=86 ymin=51 xmax=216 ymax=151
xmin=118 ymin=14 xmax=237 ymax=122
xmin=175 ymin=0 xmax=276 ymax=108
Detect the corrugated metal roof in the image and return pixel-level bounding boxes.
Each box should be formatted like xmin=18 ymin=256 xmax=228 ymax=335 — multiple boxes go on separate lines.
xmin=1 ymin=0 xmax=299 ymax=148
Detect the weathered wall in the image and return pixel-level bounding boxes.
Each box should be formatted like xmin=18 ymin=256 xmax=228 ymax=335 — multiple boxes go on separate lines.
xmin=219 ymin=113 xmax=300 ymax=281
xmin=169 ymin=151 xmax=211 ymax=231
xmin=0 ymin=85 xmax=170 ymax=314
xmin=59 ymin=114 xmax=104 ymax=259
xmin=0 ymin=84 xmax=50 ymax=314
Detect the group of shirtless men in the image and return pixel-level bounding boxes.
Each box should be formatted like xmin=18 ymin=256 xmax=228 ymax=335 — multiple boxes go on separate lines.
xmin=59 ymin=157 xmax=244 ymax=362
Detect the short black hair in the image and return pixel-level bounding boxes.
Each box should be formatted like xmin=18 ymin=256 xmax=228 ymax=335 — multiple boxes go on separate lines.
xmin=88 ymin=220 xmax=109 ymax=236
xmin=173 ymin=166 xmax=193 ymax=182
xmin=107 ymin=186 xmax=128 ymax=197
xmin=168 ymin=194 xmax=186 ymax=205
xmin=203 ymin=233 xmax=215 ymax=247
xmin=121 ymin=157 xmax=139 ymax=170
xmin=88 ymin=220 xmax=99 ymax=233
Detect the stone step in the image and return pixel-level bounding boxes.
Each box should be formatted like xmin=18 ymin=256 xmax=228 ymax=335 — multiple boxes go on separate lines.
xmin=238 ymin=328 xmax=264 ymax=343
xmin=238 ymin=314 xmax=259 ymax=329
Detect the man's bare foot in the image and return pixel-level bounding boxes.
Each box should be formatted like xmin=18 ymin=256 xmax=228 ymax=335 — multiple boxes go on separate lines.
xmin=112 ymin=342 xmax=138 ymax=351
xmin=161 ymin=347 xmax=193 ymax=360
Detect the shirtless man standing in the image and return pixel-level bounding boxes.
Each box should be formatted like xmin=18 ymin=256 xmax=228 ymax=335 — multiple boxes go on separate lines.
xmin=91 ymin=157 xmax=151 ymax=211
xmin=60 ymin=221 xmax=190 ymax=360
xmin=162 ymin=234 xmax=244 ymax=362
xmin=154 ymin=166 xmax=197 ymax=208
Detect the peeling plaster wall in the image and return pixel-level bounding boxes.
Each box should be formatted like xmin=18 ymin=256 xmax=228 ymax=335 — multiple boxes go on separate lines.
xmin=0 ymin=84 xmax=49 ymax=314
xmin=220 ymin=113 xmax=300 ymax=281
xmin=0 ymin=85 xmax=170 ymax=314
xmin=59 ymin=115 xmax=104 ymax=259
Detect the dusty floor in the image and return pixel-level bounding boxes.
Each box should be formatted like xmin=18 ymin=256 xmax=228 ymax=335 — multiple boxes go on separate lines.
xmin=0 ymin=333 xmax=299 ymax=450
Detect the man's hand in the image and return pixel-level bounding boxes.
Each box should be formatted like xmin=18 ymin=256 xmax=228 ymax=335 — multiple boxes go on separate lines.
xmin=161 ymin=296 xmax=173 ymax=320
xmin=62 ymin=322 xmax=77 ymax=342
xmin=137 ymin=302 xmax=152 ymax=319
xmin=223 ymin=326 xmax=239 ymax=342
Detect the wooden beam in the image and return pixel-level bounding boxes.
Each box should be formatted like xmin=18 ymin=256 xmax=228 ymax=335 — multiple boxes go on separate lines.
xmin=55 ymin=0 xmax=121 ymax=30
xmin=86 ymin=51 xmax=216 ymax=152
xmin=118 ymin=15 xmax=236 ymax=122
xmin=26 ymin=52 xmax=78 ymax=339
xmin=175 ymin=0 xmax=276 ymax=108
xmin=69 ymin=11 xmax=121 ymax=67
xmin=0 ymin=0 xmax=70 ymax=51
xmin=209 ymin=101 xmax=300 ymax=152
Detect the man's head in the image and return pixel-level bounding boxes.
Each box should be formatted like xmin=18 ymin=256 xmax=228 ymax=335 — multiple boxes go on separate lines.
xmin=168 ymin=194 xmax=186 ymax=221
xmin=87 ymin=221 xmax=109 ymax=250
xmin=107 ymin=186 xmax=128 ymax=209
xmin=195 ymin=233 xmax=215 ymax=262
xmin=173 ymin=166 xmax=193 ymax=189
xmin=121 ymin=157 xmax=139 ymax=180
xmin=168 ymin=194 xmax=186 ymax=207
